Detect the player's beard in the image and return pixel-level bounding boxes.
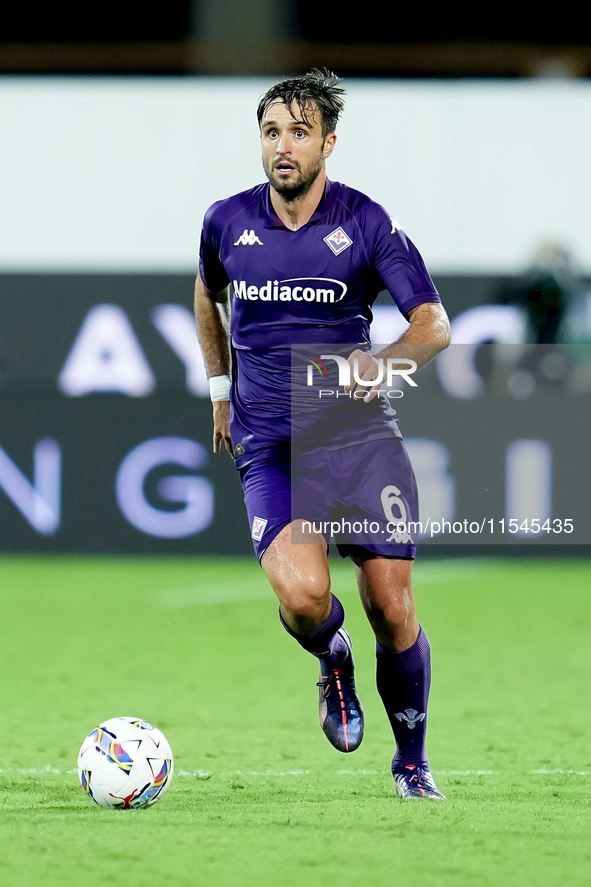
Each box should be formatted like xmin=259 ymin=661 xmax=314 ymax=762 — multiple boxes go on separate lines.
xmin=264 ymin=151 xmax=325 ymax=201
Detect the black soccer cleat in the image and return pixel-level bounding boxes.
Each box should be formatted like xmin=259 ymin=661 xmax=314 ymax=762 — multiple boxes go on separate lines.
xmin=316 ymin=629 xmax=364 ymax=753
xmin=392 ymin=763 xmax=446 ymax=799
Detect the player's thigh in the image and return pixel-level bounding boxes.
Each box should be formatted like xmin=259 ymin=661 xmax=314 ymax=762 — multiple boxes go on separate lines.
xmin=240 ymin=452 xmax=331 ymax=616
xmin=333 ymin=438 xmax=419 ymax=558
xmin=337 ymin=438 xmax=419 ymax=634
xmin=240 ymin=446 xmax=330 ymax=559
xmin=261 ymin=520 xmax=331 ymax=618
xmin=239 ymin=450 xmax=293 ymax=561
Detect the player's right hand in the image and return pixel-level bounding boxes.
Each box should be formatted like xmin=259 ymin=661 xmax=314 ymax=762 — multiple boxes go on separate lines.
xmin=212 ymin=400 xmax=232 ymax=453
xmin=345 ymin=349 xmax=383 ymax=402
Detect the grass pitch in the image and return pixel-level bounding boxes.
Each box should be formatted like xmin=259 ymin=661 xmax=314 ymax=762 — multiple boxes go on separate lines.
xmin=1 ymin=555 xmax=591 ymax=887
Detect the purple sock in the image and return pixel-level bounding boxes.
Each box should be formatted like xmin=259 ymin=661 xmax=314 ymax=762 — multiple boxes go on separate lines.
xmin=279 ymin=594 xmax=349 ymax=667
xmin=376 ymin=626 xmax=431 ymax=768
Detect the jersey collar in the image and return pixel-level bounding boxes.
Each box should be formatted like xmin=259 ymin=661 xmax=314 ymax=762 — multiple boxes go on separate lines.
xmin=263 ymin=178 xmax=336 ymax=229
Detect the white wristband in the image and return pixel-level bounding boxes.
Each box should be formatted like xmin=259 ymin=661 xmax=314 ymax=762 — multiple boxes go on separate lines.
xmin=209 ymin=374 xmax=231 ymax=402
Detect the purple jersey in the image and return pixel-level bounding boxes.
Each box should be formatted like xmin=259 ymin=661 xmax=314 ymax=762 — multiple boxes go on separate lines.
xmin=199 ymin=179 xmax=440 ymax=463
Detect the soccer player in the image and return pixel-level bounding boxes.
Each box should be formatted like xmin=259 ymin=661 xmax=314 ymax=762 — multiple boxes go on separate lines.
xmin=195 ymin=69 xmax=450 ymax=799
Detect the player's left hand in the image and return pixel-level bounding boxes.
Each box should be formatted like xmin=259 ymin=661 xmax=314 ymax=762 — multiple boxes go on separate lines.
xmin=345 ymin=349 xmax=383 ymax=402
xmin=212 ymin=400 xmax=233 ymax=453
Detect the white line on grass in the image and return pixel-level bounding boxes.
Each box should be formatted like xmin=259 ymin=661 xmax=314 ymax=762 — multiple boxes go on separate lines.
xmin=338 ymin=769 xmax=496 ymax=776
xmin=175 ymin=770 xmax=307 ymax=777
xmin=154 ymin=560 xmax=503 ymax=609
xmin=7 ymin=766 xmax=588 ymax=778
xmin=154 ymin=580 xmax=270 ymax=608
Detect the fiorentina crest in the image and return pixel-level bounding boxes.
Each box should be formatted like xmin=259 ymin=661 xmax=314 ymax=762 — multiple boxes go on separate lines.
xmin=251 ymin=516 xmax=268 ymax=540
xmin=324 ymin=227 xmax=352 ymax=256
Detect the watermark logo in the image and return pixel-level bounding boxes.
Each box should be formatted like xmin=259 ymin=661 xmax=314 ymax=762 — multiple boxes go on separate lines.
xmin=305 ymin=355 xmax=329 ymax=381
xmin=305 ymin=354 xmax=418 ymax=398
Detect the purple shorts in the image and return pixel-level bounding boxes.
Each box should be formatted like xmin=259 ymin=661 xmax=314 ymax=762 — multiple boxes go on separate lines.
xmin=239 ymin=438 xmax=418 ymax=562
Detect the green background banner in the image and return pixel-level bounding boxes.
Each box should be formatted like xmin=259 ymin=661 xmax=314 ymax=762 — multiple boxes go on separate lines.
xmin=1 ymin=275 xmax=590 ymax=552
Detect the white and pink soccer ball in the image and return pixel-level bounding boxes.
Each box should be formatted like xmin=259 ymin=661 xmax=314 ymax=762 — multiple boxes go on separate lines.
xmin=77 ymin=716 xmax=174 ymax=809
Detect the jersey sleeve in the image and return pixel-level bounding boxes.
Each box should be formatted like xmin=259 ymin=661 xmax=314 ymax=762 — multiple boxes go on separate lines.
xmin=368 ymin=206 xmax=440 ymax=317
xmin=199 ymin=204 xmax=230 ymax=293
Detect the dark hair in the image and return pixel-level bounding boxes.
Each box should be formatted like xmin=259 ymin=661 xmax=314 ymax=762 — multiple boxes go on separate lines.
xmin=257 ymin=68 xmax=346 ymax=138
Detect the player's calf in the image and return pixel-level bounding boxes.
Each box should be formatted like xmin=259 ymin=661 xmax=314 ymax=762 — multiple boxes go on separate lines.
xmin=376 ymin=626 xmax=431 ymax=769
xmin=279 ymin=593 xmax=347 ymax=663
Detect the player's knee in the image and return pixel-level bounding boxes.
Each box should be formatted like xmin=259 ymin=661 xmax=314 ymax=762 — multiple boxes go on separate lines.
xmin=370 ymin=588 xmax=415 ymax=631
xmin=275 ymin=572 xmax=331 ymax=625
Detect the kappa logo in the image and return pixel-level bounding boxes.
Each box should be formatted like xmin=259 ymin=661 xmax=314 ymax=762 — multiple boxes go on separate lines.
xmin=234 ymin=229 xmax=263 ymax=246
xmin=251 ymin=516 xmax=268 ymax=541
xmin=394 ymin=708 xmax=426 ymax=730
xmin=324 ymin=227 xmax=352 ymax=256
xmin=390 ymin=217 xmax=402 ymax=234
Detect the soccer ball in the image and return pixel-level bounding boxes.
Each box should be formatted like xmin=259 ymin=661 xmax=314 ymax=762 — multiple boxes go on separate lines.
xmin=77 ymin=716 xmax=174 ymax=809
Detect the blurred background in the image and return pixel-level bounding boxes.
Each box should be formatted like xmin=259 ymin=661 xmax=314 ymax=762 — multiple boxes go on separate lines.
xmin=1 ymin=1 xmax=590 ymax=554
